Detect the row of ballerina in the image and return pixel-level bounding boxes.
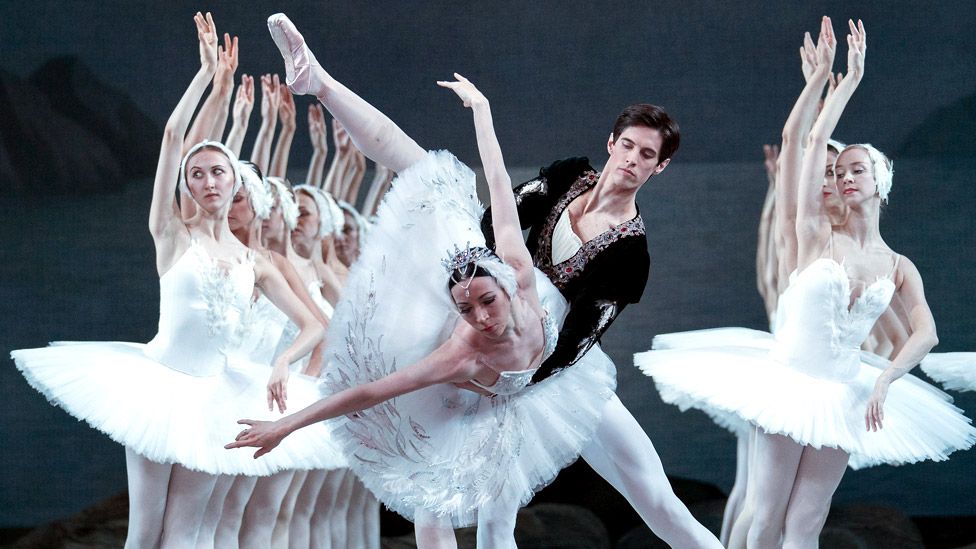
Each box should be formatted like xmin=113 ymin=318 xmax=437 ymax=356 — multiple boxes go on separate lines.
xmin=11 ymin=11 xmax=976 ymax=549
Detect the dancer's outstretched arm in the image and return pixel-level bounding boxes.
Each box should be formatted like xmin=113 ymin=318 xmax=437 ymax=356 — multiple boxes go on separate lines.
xmin=323 ymin=121 xmax=351 ymax=194
xmin=184 ymin=32 xmax=238 ymax=151
xmin=796 ymin=20 xmax=866 ymax=267
xmin=775 ymin=18 xmax=834 ymax=280
xmin=439 ymin=74 xmax=534 ymax=289
xmin=267 ymin=13 xmax=426 ymax=172
xmin=149 ymin=12 xmax=218 ymax=275
xmin=269 ymin=86 xmax=296 ymax=178
xmin=225 ymin=74 xmax=255 ymax=157
xmin=250 ymin=74 xmax=281 ymax=174
xmin=227 ymin=336 xmax=477 ymax=457
xmin=306 ymin=104 xmax=328 ymax=186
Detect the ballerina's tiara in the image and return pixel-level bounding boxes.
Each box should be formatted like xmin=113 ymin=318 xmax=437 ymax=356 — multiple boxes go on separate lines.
xmin=441 ymin=243 xmax=495 ymax=274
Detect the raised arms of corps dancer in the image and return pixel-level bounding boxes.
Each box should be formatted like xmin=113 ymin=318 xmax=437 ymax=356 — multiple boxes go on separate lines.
xmin=637 ymin=18 xmax=975 ymax=548
xmin=11 ymin=13 xmax=336 ymax=548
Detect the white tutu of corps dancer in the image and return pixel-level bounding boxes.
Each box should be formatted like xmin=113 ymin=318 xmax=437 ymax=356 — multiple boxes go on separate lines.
xmin=12 ymin=241 xmax=347 ymax=476
xmin=322 ymin=150 xmax=616 ymax=527
xmin=636 ymin=258 xmax=976 ymax=469
xmin=921 ymin=353 xmax=976 ymax=393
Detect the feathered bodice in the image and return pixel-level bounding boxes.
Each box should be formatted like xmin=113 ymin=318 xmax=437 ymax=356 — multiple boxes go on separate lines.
xmin=145 ymin=240 xmax=255 ymax=376
xmin=772 ymin=258 xmax=895 ymax=381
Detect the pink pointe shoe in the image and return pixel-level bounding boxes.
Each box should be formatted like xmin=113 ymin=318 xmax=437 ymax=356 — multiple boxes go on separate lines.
xmin=267 ymin=13 xmax=324 ymax=97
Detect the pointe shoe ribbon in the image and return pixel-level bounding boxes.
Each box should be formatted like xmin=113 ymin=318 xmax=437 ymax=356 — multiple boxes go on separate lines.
xmin=268 ymin=13 xmax=324 ymax=98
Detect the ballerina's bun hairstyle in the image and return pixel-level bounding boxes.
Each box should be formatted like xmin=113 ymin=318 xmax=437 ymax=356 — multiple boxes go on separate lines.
xmin=611 ymin=104 xmax=681 ymax=162
xmin=179 ymin=140 xmax=243 ymax=198
xmin=840 ymin=143 xmax=894 ymax=203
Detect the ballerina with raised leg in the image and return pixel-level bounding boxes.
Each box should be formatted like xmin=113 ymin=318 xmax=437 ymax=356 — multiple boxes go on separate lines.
xmin=233 ymin=13 xmax=723 ymax=548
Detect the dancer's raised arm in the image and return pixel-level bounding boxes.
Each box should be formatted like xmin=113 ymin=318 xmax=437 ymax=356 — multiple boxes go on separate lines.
xmin=184 ymin=33 xmax=238 ymax=151
xmin=269 ymin=86 xmax=296 ymax=178
xmin=774 ymin=18 xmax=834 ymax=280
xmin=306 ymin=104 xmax=328 ymax=186
xmin=796 ymin=19 xmax=866 ymax=267
xmin=361 ymin=163 xmax=393 ymax=216
xmin=225 ymin=74 xmax=255 ymax=156
xmin=250 ymin=74 xmax=281 ymax=174
xmin=149 ymin=12 xmax=218 ymax=273
xmin=268 ymin=13 xmax=426 ymax=172
xmin=340 ymin=147 xmax=367 ymax=204
xmin=439 ymin=74 xmax=534 ymax=287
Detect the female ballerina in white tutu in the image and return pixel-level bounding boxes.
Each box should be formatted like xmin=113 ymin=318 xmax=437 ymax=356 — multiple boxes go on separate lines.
xmin=11 ymin=13 xmax=338 ymax=548
xmin=637 ymin=18 xmax=976 ymax=548
xmin=223 ymin=14 xmax=722 ymax=549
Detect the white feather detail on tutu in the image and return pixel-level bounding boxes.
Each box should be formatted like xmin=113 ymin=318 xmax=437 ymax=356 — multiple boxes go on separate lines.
xmin=322 ymin=150 xmax=616 ymax=526
xmin=921 ymin=352 xmax=976 ymax=393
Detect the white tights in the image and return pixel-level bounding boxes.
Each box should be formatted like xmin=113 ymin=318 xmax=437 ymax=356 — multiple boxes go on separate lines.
xmin=579 ymin=395 xmax=723 ymax=549
xmin=196 ymin=474 xmax=234 ymax=548
xmin=308 ymin=61 xmax=426 ymax=174
xmin=344 ymin=476 xmax=380 ymax=549
xmin=240 ymin=470 xmax=295 ymax=548
xmin=214 ymin=475 xmax=257 ymax=549
xmin=721 ymin=428 xmax=754 ymax=547
xmin=124 ymin=448 xmax=218 ymax=549
xmin=746 ymin=431 xmax=848 ymax=549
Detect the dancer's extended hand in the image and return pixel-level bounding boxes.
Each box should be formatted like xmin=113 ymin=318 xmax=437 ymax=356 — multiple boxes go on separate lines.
xmin=279 ymin=86 xmax=296 ymax=129
xmin=216 ymin=33 xmax=239 ymax=81
xmin=233 ymin=74 xmax=255 ymax=122
xmin=225 ymin=419 xmax=285 ymax=458
xmin=800 ymin=31 xmax=818 ymax=82
xmin=267 ymin=361 xmax=290 ymax=413
xmin=865 ymin=375 xmax=890 ymax=431
xmin=193 ymin=11 xmax=219 ymax=72
xmin=309 ymin=104 xmax=328 ymax=153
xmin=814 ymin=16 xmax=837 ymax=75
xmin=333 ymin=120 xmax=352 ymax=154
xmin=437 ymin=73 xmax=488 ymax=109
xmin=846 ymin=19 xmax=867 ymax=81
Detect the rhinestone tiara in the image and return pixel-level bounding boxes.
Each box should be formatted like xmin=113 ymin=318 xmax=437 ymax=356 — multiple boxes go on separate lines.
xmin=441 ymin=243 xmax=495 ymax=273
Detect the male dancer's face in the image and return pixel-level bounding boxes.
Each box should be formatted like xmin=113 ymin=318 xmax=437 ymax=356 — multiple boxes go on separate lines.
xmin=605 ymin=126 xmax=671 ymax=189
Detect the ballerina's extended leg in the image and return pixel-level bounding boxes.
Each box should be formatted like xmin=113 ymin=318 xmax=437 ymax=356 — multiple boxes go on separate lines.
xmin=267 ymin=13 xmax=425 ymax=172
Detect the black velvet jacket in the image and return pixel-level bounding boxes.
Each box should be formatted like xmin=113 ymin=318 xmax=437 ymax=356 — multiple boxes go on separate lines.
xmin=481 ymin=157 xmax=650 ymax=383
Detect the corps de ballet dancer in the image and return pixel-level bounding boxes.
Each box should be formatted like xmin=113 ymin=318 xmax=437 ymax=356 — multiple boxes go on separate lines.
xmin=636 ymin=18 xmax=976 ymax=547
xmin=10 ymin=13 xmax=341 ymax=548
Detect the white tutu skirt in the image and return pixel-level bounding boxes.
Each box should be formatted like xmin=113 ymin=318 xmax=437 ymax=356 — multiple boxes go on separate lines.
xmin=12 ymin=341 xmax=347 ymax=475
xmin=636 ymin=328 xmax=976 ymax=469
xmin=921 ymin=353 xmax=976 ymax=393
xmin=323 ymin=151 xmax=616 ymax=527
